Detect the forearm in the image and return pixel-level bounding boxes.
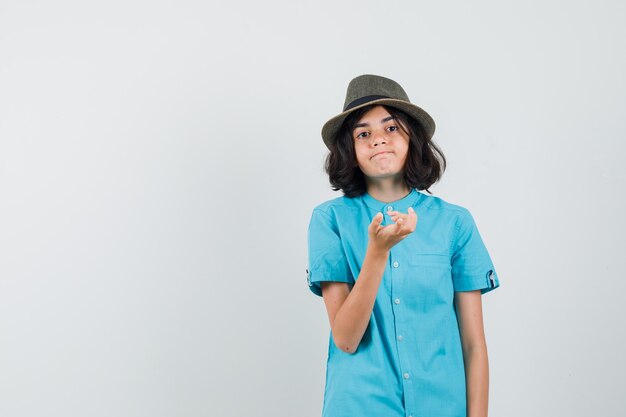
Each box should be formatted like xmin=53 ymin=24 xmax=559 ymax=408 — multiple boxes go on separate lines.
xmin=463 ymin=345 xmax=489 ymax=417
xmin=332 ymin=244 xmax=388 ymax=353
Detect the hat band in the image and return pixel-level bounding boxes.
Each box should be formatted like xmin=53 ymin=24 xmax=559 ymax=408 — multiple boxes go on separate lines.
xmin=344 ymin=95 xmax=390 ymax=111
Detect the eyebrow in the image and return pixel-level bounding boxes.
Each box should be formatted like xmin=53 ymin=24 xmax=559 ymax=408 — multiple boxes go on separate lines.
xmin=353 ymin=116 xmax=396 ymax=129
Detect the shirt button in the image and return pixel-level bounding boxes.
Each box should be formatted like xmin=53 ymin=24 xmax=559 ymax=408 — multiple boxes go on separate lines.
xmin=393 ymin=261 xmax=399 ymax=268
xmin=397 ymin=335 xmax=403 ymax=341
xmin=386 ymin=205 xmax=393 ymax=212
xmin=403 ymin=372 xmax=410 ymax=380
xmin=394 ymin=298 xmax=401 ymax=305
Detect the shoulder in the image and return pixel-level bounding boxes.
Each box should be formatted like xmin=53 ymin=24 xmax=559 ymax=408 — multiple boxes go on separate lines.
xmin=416 ymin=192 xmax=481 ymax=238
xmin=308 ymin=195 xmax=363 ymax=234
xmin=417 ymin=192 xmax=471 ymax=218
xmin=311 ymin=195 xmax=362 ymax=216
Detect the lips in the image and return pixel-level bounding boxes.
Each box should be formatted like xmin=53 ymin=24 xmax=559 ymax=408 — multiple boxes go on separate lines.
xmin=371 ymin=151 xmax=392 ymax=159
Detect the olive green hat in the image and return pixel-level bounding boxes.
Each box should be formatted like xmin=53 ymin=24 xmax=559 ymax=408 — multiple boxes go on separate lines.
xmin=321 ymin=74 xmax=436 ymax=150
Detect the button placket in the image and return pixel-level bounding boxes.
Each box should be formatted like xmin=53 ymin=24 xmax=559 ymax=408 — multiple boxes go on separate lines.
xmin=390 ymin=248 xmax=416 ymax=414
xmin=387 ymin=237 xmax=415 ymax=414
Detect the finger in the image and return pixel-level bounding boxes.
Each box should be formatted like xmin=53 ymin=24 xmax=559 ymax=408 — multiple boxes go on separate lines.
xmin=407 ymin=207 xmax=418 ymax=228
xmin=371 ymin=212 xmax=383 ymax=227
xmin=394 ymin=216 xmax=404 ymax=232
xmin=391 ymin=213 xmax=407 ymax=222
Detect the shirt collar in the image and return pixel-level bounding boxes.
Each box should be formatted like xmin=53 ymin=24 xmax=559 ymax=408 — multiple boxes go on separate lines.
xmin=361 ymin=188 xmax=422 ymax=213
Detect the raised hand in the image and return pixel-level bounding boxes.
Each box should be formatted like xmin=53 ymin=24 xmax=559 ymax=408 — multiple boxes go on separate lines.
xmin=368 ymin=207 xmax=418 ymax=252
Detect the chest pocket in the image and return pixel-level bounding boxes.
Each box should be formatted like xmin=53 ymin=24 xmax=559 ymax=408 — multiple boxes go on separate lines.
xmin=408 ymin=253 xmax=453 ymax=301
xmin=409 ymin=253 xmax=452 ymax=268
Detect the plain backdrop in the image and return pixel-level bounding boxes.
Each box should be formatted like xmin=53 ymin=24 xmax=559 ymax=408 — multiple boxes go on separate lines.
xmin=1 ymin=0 xmax=625 ymax=416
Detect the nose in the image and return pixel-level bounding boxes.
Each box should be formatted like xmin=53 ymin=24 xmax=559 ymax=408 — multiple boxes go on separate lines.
xmin=371 ymin=130 xmax=387 ymax=146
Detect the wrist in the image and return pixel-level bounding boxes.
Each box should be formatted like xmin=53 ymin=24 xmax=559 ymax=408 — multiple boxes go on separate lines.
xmin=366 ymin=243 xmax=390 ymax=259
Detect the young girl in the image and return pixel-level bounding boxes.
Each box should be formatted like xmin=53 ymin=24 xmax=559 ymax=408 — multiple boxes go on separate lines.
xmin=307 ymin=74 xmax=500 ymax=417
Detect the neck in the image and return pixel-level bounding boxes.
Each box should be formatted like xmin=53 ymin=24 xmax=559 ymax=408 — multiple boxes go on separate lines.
xmin=365 ymin=177 xmax=411 ymax=203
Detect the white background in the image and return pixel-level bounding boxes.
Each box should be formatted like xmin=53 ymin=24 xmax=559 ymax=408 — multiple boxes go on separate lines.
xmin=1 ymin=0 xmax=625 ymax=416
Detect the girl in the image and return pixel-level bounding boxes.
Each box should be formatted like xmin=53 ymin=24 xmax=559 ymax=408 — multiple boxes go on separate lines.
xmin=306 ymin=74 xmax=500 ymax=417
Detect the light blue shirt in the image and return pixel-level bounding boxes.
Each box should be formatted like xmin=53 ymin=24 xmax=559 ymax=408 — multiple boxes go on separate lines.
xmin=306 ymin=188 xmax=499 ymax=417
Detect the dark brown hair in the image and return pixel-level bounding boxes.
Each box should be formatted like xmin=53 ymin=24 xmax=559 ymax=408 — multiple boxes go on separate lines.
xmin=324 ymin=104 xmax=446 ymax=197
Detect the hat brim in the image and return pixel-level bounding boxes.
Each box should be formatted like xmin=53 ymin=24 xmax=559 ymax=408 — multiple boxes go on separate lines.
xmin=321 ymin=99 xmax=436 ymax=150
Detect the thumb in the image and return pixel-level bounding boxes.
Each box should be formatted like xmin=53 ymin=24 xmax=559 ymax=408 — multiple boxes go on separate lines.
xmin=371 ymin=212 xmax=383 ymax=226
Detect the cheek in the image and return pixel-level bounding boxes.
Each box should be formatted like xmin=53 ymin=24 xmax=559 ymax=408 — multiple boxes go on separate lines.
xmin=401 ymin=140 xmax=411 ymax=155
xmin=398 ymin=145 xmax=410 ymax=164
xmin=354 ymin=146 xmax=367 ymax=163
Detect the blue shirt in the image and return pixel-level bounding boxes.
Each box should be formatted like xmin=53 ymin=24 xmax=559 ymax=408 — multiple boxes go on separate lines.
xmin=306 ymin=188 xmax=500 ymax=417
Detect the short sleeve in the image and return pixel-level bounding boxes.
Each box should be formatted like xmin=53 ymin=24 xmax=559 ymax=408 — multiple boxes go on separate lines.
xmin=451 ymin=208 xmax=500 ymax=294
xmin=306 ymin=208 xmax=354 ymax=297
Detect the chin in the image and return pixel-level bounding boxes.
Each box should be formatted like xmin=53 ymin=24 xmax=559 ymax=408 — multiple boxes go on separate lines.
xmin=370 ymin=171 xmax=401 ymax=178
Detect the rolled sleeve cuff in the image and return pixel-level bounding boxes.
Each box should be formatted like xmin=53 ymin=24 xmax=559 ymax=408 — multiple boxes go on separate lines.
xmin=306 ymin=260 xmax=353 ymax=297
xmin=453 ymin=269 xmax=500 ymax=295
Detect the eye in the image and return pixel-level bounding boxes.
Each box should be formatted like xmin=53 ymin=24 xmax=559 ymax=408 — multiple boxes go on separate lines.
xmin=387 ymin=125 xmax=398 ymax=132
xmin=355 ymin=131 xmax=369 ymax=139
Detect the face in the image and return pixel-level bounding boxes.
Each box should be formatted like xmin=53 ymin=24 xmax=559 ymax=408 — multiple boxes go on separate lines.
xmin=352 ymin=105 xmax=410 ymax=181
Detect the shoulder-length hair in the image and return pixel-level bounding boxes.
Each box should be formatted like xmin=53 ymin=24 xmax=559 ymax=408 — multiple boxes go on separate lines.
xmin=324 ymin=104 xmax=446 ymax=198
